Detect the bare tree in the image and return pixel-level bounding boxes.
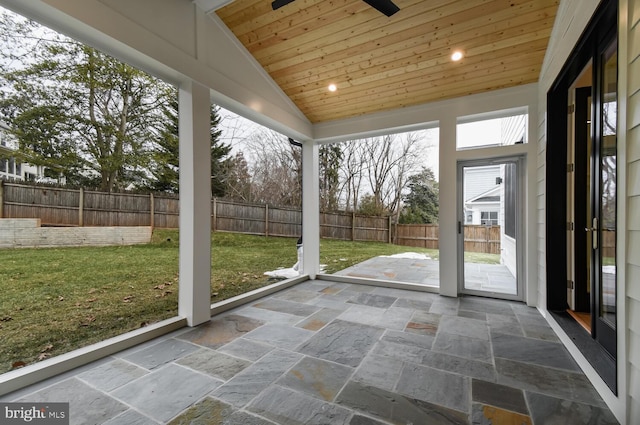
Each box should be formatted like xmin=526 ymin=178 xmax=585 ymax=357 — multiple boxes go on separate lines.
xmin=334 ymin=132 xmax=430 ymax=214
xmin=224 ymin=151 xmax=252 ymax=202
xmin=337 ymin=139 xmax=368 ymax=212
xmin=242 ymin=127 xmax=301 ymax=207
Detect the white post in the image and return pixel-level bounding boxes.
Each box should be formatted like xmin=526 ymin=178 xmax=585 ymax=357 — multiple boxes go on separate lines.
xmin=178 ymin=80 xmax=211 ymax=326
xmin=438 ymin=116 xmax=458 ymax=297
xmin=302 ymin=140 xmax=320 ymax=279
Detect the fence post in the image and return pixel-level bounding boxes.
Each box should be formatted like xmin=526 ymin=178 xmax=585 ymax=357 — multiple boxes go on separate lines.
xmin=351 ymin=212 xmax=356 ymax=241
xmin=0 ymin=179 xmax=3 ymax=218
xmin=78 ymin=187 xmax=84 ymax=227
xmin=265 ymin=204 xmax=269 ymax=237
xmin=149 ymin=193 xmax=155 ymax=229
xmin=486 ymin=226 xmax=490 ymax=254
xmin=212 ymin=197 xmax=217 ymax=232
xmin=388 ymin=215 xmax=392 ymax=244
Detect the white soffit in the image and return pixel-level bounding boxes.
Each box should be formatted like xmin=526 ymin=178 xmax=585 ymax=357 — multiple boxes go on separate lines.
xmin=193 ymin=0 xmax=235 ymax=14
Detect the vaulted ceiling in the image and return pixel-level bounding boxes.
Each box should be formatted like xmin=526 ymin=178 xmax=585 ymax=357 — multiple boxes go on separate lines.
xmin=214 ymin=0 xmax=560 ymax=124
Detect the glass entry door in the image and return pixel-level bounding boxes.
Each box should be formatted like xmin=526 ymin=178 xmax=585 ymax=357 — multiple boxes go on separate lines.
xmin=593 ymin=38 xmax=617 ymax=357
xmin=565 ymin=35 xmax=617 ymax=358
xmin=457 ymin=158 xmax=523 ymax=301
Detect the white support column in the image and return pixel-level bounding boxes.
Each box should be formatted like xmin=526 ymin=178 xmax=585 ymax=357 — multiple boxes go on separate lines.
xmin=302 ymin=140 xmax=320 ymax=279
xmin=178 ymin=80 xmax=212 ymax=326
xmin=438 ymin=116 xmax=458 ymax=297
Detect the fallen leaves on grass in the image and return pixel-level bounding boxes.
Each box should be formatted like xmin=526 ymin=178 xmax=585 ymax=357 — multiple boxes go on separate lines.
xmin=11 ymin=361 xmax=26 ymax=369
xmin=155 ymin=290 xmax=172 ymax=298
xmin=153 ymin=282 xmax=173 ymax=298
xmin=122 ymin=295 xmax=134 ymax=303
xmin=80 ymin=316 xmax=96 ymax=326
xmin=58 ymin=296 xmax=64 ymax=301
xmin=38 ymin=344 xmax=54 ymax=360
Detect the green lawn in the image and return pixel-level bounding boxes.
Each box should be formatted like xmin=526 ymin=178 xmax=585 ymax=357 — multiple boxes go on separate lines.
xmin=0 ymin=230 xmax=435 ymax=374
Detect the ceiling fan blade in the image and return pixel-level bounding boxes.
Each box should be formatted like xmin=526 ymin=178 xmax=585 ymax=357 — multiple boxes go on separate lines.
xmin=363 ymin=0 xmax=400 ymax=17
xmin=272 ymin=0 xmax=400 ymax=17
xmin=272 ymin=0 xmax=295 ymax=10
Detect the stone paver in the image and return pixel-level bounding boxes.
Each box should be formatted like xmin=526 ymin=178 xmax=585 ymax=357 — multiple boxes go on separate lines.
xmin=243 ymin=323 xmax=314 ymax=350
xmin=77 ymin=358 xmax=148 ymax=392
xmin=111 ymin=364 xmax=221 ymax=423
xmin=297 ymin=320 xmax=384 ymax=367
xmin=177 ymin=314 xmax=264 ymax=349
xmin=176 ymin=348 xmax=251 ymax=380
xmin=18 ymin=378 xmax=128 ymax=425
xmin=276 ymin=356 xmax=353 ymax=401
xmin=5 ymin=278 xmax=618 ymax=425
xmin=123 ymin=339 xmax=199 ymax=370
xmin=211 ymin=349 xmax=302 ymax=407
xmin=248 ymin=385 xmax=352 ymax=425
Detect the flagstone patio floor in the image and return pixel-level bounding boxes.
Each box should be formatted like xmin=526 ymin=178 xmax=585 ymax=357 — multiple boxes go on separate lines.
xmin=2 ymin=280 xmax=618 ymax=424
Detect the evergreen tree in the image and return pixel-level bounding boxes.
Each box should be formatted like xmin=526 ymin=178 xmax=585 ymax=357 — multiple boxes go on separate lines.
xmin=399 ymin=167 xmax=439 ymax=224
xmin=147 ymin=88 xmax=230 ymax=195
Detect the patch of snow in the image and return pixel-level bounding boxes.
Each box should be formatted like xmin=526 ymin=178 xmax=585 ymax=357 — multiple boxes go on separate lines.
xmin=264 ymin=268 xmax=300 ymax=279
xmin=380 ymin=252 xmax=430 ymax=260
xmin=264 ymin=264 xmax=327 ymax=279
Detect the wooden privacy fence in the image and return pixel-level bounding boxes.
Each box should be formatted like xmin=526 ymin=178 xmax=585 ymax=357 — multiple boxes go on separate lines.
xmin=462 ymin=225 xmax=501 ymax=255
xmin=394 ymin=223 xmax=501 ymax=254
xmin=0 ymin=181 xmax=391 ymax=243
xmin=5 ymin=181 xmax=589 ymax=255
xmin=0 ymin=181 xmax=180 ymax=228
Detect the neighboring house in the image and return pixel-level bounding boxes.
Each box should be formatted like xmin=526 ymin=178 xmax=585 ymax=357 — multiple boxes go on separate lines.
xmin=0 ymin=123 xmax=64 ymax=183
xmin=463 ymin=164 xmax=516 ymax=277
xmin=463 ymin=165 xmax=501 ymax=226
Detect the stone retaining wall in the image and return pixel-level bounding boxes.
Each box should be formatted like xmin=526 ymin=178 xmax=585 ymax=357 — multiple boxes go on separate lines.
xmin=0 ymin=219 xmax=152 ymax=249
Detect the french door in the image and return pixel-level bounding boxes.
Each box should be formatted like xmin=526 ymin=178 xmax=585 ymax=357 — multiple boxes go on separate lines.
xmin=547 ymin=0 xmax=617 ymax=392
xmin=565 ymin=29 xmax=617 ymax=358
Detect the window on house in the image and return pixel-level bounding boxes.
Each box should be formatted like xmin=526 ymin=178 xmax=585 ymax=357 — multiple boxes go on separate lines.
xmin=0 ymin=159 xmax=6 ymax=172
xmin=8 ymin=157 xmax=15 ymax=175
xmin=480 ymin=211 xmax=498 ymax=226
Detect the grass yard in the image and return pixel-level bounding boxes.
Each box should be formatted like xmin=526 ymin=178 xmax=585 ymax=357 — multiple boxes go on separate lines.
xmin=0 ymin=229 xmax=436 ymax=374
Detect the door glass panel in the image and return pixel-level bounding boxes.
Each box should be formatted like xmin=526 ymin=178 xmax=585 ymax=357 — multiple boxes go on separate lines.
xmin=599 ymin=44 xmax=617 ymax=328
xmin=461 ymin=163 xmax=518 ymax=296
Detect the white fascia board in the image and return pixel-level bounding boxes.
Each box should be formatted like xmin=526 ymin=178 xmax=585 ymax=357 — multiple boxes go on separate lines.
xmin=0 ymin=0 xmax=313 ymax=142
xmin=313 ymin=83 xmax=538 ymax=143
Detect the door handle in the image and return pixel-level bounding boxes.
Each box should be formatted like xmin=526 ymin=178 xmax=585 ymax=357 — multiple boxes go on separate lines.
xmin=585 ymin=218 xmax=598 ymax=249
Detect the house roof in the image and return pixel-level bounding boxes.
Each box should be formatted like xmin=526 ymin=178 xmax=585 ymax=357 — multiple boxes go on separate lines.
xmin=466 ymin=185 xmax=501 ymax=204
xmin=212 ymin=0 xmax=560 ymax=124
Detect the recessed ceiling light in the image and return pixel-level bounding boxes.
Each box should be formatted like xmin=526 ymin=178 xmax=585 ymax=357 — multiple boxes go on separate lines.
xmin=328 ymin=83 xmax=337 ymax=92
xmin=451 ymin=51 xmax=464 ymax=61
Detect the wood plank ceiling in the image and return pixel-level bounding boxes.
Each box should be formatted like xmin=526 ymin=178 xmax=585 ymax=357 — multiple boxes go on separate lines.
xmin=215 ymin=0 xmax=559 ymax=123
